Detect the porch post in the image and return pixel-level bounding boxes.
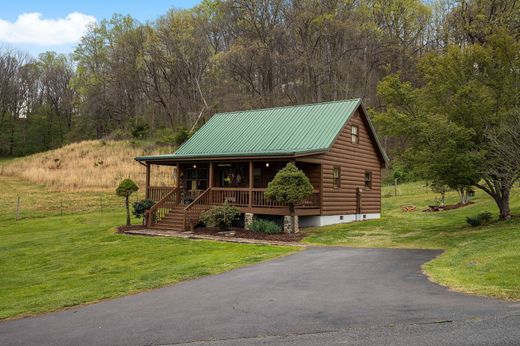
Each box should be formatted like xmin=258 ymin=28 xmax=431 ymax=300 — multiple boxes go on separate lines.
xmin=319 ymin=163 xmax=324 ymax=214
xmin=175 ymin=163 xmax=181 ymax=204
xmin=248 ymin=161 xmax=253 ymax=209
xmin=209 ymin=162 xmax=214 ymax=188
xmin=209 ymin=162 xmax=214 ymax=204
xmin=145 ymin=163 xmax=151 ymax=199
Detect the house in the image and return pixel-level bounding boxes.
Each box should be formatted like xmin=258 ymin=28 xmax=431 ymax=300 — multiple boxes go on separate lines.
xmin=135 ymin=99 xmax=389 ymax=232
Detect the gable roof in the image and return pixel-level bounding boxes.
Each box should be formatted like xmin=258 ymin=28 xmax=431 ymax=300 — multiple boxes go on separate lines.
xmin=136 ymin=98 xmax=388 ymax=165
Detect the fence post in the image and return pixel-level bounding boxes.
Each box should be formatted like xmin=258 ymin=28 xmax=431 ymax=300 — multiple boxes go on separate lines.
xmin=60 ymin=200 xmax=63 ymax=216
xmin=394 ymin=178 xmax=398 ymax=197
xmin=100 ymin=195 xmax=103 ymax=213
xmin=15 ymin=196 xmax=20 ymax=221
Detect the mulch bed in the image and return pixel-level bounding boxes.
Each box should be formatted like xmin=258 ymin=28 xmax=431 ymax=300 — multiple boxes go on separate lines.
xmin=193 ymin=227 xmax=305 ymax=242
xmin=423 ymin=201 xmax=474 ymax=212
xmin=117 ymin=224 xmax=146 ymax=233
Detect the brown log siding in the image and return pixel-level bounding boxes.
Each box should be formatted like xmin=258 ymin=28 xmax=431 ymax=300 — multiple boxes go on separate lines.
xmin=313 ymin=109 xmax=383 ymax=215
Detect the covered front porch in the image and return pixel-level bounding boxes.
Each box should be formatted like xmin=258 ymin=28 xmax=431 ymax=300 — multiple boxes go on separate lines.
xmin=142 ymin=159 xmax=321 ymax=231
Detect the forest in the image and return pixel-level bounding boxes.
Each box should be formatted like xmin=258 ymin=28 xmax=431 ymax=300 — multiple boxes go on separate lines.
xmin=0 ymin=0 xmax=518 ymax=217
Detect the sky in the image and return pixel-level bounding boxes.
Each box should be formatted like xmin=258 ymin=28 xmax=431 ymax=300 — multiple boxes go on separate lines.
xmin=0 ymin=0 xmax=201 ymax=56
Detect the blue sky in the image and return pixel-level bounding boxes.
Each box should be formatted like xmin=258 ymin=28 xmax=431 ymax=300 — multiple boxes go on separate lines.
xmin=0 ymin=0 xmax=201 ymax=56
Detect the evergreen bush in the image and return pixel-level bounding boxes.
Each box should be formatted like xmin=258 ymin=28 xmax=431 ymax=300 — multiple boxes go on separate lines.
xmin=200 ymin=202 xmax=240 ymax=231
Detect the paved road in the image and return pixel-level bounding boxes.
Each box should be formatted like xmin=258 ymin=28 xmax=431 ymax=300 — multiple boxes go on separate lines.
xmin=1 ymin=247 xmax=519 ymax=346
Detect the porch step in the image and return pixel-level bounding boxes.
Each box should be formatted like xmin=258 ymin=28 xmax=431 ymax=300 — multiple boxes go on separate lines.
xmin=151 ymin=224 xmax=184 ymax=231
xmin=152 ymin=206 xmax=186 ymax=231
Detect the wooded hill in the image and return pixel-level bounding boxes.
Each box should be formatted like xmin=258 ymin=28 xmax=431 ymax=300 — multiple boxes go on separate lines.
xmin=1 ymin=0 xmax=508 ymax=157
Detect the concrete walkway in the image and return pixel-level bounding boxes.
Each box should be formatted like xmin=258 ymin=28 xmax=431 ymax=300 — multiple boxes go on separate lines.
xmin=124 ymin=228 xmax=307 ymax=246
xmin=1 ymin=247 xmax=518 ymax=345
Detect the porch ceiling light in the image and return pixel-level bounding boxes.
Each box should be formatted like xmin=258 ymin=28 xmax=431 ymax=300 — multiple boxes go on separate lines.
xmin=265 ymin=163 xmax=270 ymax=167
xmin=193 ymin=164 xmax=197 ymax=168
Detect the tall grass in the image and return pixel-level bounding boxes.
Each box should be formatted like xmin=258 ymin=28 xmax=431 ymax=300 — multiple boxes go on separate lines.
xmin=0 ymin=140 xmax=175 ymax=191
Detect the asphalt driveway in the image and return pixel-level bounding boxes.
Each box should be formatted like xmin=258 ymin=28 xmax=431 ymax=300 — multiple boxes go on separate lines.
xmin=1 ymin=247 xmax=519 ymax=345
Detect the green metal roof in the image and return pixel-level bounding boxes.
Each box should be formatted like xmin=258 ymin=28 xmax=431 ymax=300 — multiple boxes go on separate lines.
xmin=137 ymin=99 xmax=366 ymax=160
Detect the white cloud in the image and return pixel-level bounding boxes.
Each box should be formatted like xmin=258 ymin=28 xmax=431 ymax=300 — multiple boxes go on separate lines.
xmin=0 ymin=12 xmax=96 ymax=46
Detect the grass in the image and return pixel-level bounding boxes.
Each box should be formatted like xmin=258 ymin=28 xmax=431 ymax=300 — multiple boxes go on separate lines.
xmin=0 ymin=140 xmax=175 ymax=191
xmin=305 ymin=182 xmax=520 ymax=300
xmin=0 ymin=176 xmax=125 ymax=222
xmin=0 ymin=157 xmax=15 ymax=164
xmin=0 ymin=176 xmax=297 ymax=320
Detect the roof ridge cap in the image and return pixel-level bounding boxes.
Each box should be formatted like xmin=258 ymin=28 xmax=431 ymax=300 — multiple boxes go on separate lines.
xmin=213 ymin=98 xmax=361 ymax=116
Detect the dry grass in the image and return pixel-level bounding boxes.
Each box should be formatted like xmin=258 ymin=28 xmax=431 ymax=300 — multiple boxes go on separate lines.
xmin=0 ymin=140 xmax=175 ymax=192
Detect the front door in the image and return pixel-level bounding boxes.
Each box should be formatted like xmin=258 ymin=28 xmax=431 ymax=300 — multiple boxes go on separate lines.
xmin=185 ymin=167 xmax=208 ymax=202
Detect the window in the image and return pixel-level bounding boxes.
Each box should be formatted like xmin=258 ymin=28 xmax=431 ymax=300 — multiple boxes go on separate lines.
xmin=333 ymin=167 xmax=341 ymax=188
xmin=186 ymin=168 xmax=208 ymax=191
xmin=364 ymin=171 xmax=372 ymax=189
xmin=220 ymin=163 xmax=248 ymax=187
xmin=351 ymin=125 xmax=359 ymax=144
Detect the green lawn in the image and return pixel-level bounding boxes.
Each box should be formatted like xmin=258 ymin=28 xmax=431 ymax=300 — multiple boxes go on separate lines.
xmin=305 ymin=183 xmax=520 ymax=300
xmin=0 ymin=176 xmax=296 ymax=320
xmin=2 ymin=175 xmax=519 ymax=321
xmin=0 ymin=175 xmax=124 ymax=222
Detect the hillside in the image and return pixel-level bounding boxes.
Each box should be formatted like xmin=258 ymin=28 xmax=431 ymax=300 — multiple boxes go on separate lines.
xmin=0 ymin=140 xmax=175 ymax=192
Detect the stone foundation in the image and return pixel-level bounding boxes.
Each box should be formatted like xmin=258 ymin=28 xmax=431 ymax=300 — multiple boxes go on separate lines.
xmin=283 ymin=215 xmax=299 ymax=233
xmin=244 ymin=213 xmax=254 ymax=230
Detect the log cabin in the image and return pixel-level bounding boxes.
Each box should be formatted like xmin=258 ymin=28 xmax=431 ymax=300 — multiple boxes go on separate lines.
xmin=135 ymin=99 xmax=388 ymax=232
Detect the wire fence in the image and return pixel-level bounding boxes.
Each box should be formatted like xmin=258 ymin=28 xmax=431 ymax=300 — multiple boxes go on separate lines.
xmin=0 ymin=191 xmax=147 ymax=223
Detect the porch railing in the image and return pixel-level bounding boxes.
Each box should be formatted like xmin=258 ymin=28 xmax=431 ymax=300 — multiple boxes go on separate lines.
xmin=210 ymin=187 xmax=250 ymax=206
xmin=147 ymin=186 xmax=176 ymax=202
xmin=184 ymin=188 xmax=212 ymax=230
xmin=251 ymin=189 xmax=321 ymax=208
xmin=146 ymin=187 xmax=179 ymax=228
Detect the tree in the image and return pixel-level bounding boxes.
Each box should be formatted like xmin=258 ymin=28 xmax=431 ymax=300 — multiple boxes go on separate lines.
xmin=376 ymin=30 xmax=520 ymax=220
xmin=428 ymin=180 xmax=450 ymax=207
xmin=476 ymin=110 xmax=520 ymax=219
xmin=116 ymin=179 xmax=139 ymax=226
xmin=265 ymin=163 xmax=313 ymax=233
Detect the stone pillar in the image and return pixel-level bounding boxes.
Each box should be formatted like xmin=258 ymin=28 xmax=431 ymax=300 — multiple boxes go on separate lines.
xmin=244 ymin=213 xmax=254 ymax=230
xmin=284 ymin=215 xmax=299 ymax=233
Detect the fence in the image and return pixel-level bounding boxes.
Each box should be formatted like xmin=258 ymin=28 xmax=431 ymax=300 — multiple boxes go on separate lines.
xmin=0 ymin=191 xmax=147 ymax=222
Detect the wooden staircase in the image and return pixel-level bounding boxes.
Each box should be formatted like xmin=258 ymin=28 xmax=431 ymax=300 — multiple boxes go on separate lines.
xmin=146 ymin=188 xmax=217 ymax=231
xmin=146 ymin=187 xmax=212 ymax=232
xmin=150 ymin=205 xmax=186 ymax=231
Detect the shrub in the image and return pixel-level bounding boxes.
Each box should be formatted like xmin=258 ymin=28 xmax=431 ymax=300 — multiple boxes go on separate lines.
xmin=133 ymin=199 xmax=155 ymax=219
xmin=466 ymin=211 xmax=493 ymax=227
xmin=265 ymin=163 xmax=313 ymax=233
xmin=106 ymin=129 xmax=132 ymax=140
xmin=478 ymin=211 xmax=493 ymax=223
xmin=174 ymin=127 xmax=191 ymax=146
xmin=154 ymin=128 xmax=176 ymax=146
xmin=466 ymin=216 xmax=481 ymax=227
xmin=131 ymin=122 xmax=149 ymax=139
xmin=250 ymin=219 xmax=282 ymax=234
xmin=200 ymin=202 xmax=240 ymax=231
